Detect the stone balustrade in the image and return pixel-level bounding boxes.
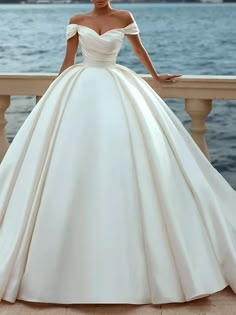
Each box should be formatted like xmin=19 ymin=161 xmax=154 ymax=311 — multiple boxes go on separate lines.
xmin=0 ymin=73 xmax=236 ymax=163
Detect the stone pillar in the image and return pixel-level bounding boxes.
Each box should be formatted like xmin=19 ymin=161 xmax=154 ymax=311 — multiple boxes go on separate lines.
xmin=185 ymin=98 xmax=212 ymax=161
xmin=0 ymin=95 xmax=10 ymax=162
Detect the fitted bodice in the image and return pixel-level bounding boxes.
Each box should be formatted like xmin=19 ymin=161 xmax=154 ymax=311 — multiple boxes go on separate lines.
xmin=66 ymin=21 xmax=139 ymax=67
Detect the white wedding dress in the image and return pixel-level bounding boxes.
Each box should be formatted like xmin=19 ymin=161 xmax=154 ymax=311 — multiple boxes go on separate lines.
xmin=0 ymin=19 xmax=236 ymax=305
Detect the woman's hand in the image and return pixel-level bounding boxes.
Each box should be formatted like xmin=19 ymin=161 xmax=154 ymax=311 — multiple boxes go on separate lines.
xmin=155 ymin=73 xmax=182 ymax=83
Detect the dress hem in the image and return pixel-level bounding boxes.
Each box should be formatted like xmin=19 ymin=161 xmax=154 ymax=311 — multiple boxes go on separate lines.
xmin=2 ymin=283 xmax=229 ymax=305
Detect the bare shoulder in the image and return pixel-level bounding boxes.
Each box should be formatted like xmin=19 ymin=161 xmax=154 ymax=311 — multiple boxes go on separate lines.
xmin=114 ymin=10 xmax=135 ymax=25
xmin=68 ymin=13 xmax=88 ymax=25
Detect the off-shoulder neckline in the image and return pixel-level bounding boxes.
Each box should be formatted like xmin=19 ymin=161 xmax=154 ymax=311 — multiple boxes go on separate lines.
xmin=67 ymin=21 xmax=136 ymax=37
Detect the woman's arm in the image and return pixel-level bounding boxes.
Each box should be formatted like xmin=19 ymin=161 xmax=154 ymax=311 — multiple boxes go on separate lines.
xmin=126 ymin=33 xmax=182 ymax=83
xmin=58 ymin=18 xmax=79 ymax=76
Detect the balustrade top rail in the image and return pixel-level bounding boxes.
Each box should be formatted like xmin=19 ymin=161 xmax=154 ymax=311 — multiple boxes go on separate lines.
xmin=0 ymin=73 xmax=236 ymax=99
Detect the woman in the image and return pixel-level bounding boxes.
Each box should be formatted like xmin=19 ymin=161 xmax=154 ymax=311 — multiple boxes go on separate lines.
xmin=59 ymin=1 xmax=180 ymax=82
xmin=0 ymin=0 xmax=236 ymax=305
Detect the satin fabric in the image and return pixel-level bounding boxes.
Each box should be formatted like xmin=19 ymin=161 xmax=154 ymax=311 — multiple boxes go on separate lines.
xmin=0 ymin=20 xmax=236 ymax=305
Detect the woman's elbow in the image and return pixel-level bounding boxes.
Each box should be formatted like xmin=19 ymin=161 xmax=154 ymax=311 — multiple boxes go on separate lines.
xmin=133 ymin=46 xmax=146 ymax=57
xmin=64 ymin=54 xmax=76 ymax=65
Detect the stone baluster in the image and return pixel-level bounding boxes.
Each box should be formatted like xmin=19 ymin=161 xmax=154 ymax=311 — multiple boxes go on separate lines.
xmin=0 ymin=95 xmax=10 ymax=162
xmin=36 ymin=96 xmax=42 ymax=103
xmin=185 ymin=99 xmax=212 ymax=161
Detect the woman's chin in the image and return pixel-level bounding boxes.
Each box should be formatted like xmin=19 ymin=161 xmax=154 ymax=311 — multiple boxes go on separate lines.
xmin=95 ymin=2 xmax=107 ymax=7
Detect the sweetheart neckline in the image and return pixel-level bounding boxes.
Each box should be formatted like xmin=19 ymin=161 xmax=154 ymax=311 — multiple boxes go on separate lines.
xmin=68 ymin=21 xmax=135 ymax=37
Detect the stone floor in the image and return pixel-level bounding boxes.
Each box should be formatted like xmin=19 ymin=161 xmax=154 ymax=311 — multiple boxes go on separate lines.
xmin=1 ymin=287 xmax=236 ymax=315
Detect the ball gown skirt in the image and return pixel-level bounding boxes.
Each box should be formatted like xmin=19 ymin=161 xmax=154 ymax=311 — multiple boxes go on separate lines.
xmin=0 ymin=20 xmax=236 ymax=305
